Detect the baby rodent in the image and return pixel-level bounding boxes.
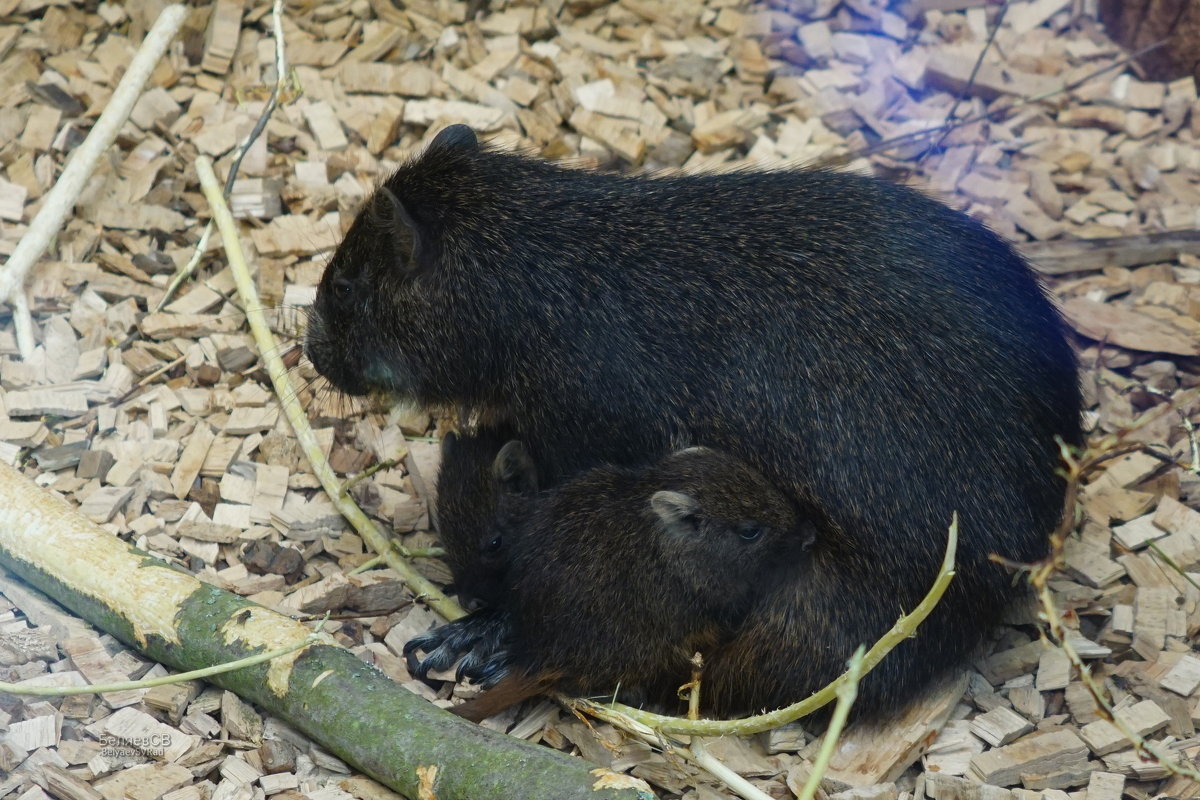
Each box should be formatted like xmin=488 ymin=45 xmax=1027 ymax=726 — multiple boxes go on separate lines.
xmin=408 ymin=443 xmax=815 ymax=721
xmin=435 ymin=425 xmax=536 ymax=609
xmin=306 ymin=124 xmax=1082 ymax=714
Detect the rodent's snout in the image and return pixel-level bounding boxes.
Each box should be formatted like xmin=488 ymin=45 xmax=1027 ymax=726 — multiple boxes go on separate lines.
xmin=302 ymin=311 xmax=334 ymax=379
xmin=302 ymin=308 xmax=369 ymax=396
xmin=302 ymin=312 xmax=324 ymax=364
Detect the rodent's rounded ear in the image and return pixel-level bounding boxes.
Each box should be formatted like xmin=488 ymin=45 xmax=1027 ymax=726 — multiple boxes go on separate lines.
xmin=493 ymin=441 xmax=538 ymax=494
xmin=651 ymin=490 xmax=700 ymax=532
xmin=430 ymin=124 xmax=478 ymax=152
xmin=369 ymin=188 xmax=432 ymax=275
xmin=370 ymin=187 xmax=418 ymax=231
xmin=441 ymin=431 xmax=458 ymax=457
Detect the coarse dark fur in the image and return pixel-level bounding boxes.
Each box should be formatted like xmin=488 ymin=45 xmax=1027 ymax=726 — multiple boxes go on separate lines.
xmin=435 ymin=425 xmax=536 ymax=609
xmin=409 ymin=445 xmax=814 ymax=721
xmin=306 ymin=124 xmax=1083 ymax=716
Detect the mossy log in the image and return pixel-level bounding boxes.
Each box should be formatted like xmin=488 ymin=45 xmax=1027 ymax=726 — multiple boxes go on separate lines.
xmin=0 ymin=460 xmax=654 ymax=800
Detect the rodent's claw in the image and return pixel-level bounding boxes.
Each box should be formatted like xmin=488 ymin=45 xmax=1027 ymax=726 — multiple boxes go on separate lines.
xmin=417 ymin=641 xmax=464 ymax=680
xmin=454 ymin=649 xmax=485 ymax=683
xmin=456 ymin=645 xmax=510 ymax=685
xmin=404 ymin=624 xmax=475 ymax=679
xmin=474 ymin=653 xmax=512 ymax=688
xmin=403 ymin=609 xmax=513 ymax=684
xmin=403 ymin=629 xmax=452 ymax=679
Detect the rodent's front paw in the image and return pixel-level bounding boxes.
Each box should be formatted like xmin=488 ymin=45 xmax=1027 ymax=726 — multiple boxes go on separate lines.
xmin=402 ymin=608 xmax=512 ymax=682
xmin=456 ymin=645 xmax=511 ymax=687
xmin=471 ymin=651 xmax=512 ymax=688
xmin=403 ymin=627 xmax=461 ymax=680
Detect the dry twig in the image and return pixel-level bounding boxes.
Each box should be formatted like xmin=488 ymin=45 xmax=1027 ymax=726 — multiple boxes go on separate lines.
xmin=158 ymin=0 xmax=297 ymax=311
xmin=1018 ymin=423 xmax=1200 ymax=782
xmin=195 ymin=155 xmax=464 ymax=622
xmin=0 ymin=4 xmax=188 ymax=358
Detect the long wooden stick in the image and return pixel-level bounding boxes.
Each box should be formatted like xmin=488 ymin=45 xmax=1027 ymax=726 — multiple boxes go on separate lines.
xmin=0 ymin=459 xmax=653 ymax=800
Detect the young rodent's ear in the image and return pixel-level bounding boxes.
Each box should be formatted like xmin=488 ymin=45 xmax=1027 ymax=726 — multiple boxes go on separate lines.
xmin=492 ymin=441 xmax=538 ymax=494
xmin=798 ymin=518 xmax=819 ymax=550
xmin=429 ymin=123 xmax=479 ymax=152
xmin=368 ymin=188 xmax=433 ymax=274
xmin=651 ymin=490 xmax=700 ymax=533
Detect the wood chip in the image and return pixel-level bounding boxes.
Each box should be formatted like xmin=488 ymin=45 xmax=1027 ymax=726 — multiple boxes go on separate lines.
xmin=201 ymin=0 xmax=244 ymax=75
xmin=78 ymin=486 xmax=134 ymax=524
xmin=968 ymin=730 xmax=1088 ymax=786
xmin=170 ymin=422 xmax=216 ymax=500
xmin=61 ymin=636 xmax=144 ymax=709
xmin=1035 ymin=650 xmax=1071 ymax=691
xmin=923 ymin=720 xmax=984 ymax=776
xmin=1062 ymin=297 xmax=1200 ymax=356
xmin=1160 ymin=654 xmax=1200 ymax=697
xmin=1079 ymin=700 xmax=1171 ymax=755
xmin=1133 ymin=587 xmax=1174 ymax=660
xmin=813 ymin=674 xmax=969 ymax=786
xmin=404 ymin=99 xmax=506 ymax=131
xmin=970 ymin=707 xmax=1034 ymax=747
xmin=1112 ymin=513 xmax=1170 ymax=550
xmin=1085 ymin=771 xmax=1125 ymax=800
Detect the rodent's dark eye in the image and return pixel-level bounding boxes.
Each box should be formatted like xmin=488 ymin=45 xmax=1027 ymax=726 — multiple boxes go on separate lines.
xmin=738 ymin=523 xmax=764 ymax=542
xmin=333 ymin=278 xmax=353 ymax=297
xmin=483 ymin=535 xmax=503 ymax=553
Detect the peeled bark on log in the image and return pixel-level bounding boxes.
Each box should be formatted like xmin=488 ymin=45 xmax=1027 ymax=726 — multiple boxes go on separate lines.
xmin=0 ymin=460 xmax=654 ymax=800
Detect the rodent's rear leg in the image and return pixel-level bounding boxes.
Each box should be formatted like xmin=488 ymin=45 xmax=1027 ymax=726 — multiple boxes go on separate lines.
xmin=402 ymin=607 xmax=512 ymax=682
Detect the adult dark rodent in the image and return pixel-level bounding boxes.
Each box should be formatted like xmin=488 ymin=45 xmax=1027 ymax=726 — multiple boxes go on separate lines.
xmin=435 ymin=425 xmax=537 ymax=609
xmin=305 ymin=124 xmax=1083 ymax=715
xmin=409 ymin=444 xmax=815 ymax=722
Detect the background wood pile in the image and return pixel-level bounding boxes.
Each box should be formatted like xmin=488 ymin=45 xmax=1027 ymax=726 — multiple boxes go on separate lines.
xmin=0 ymin=0 xmax=1199 ymax=798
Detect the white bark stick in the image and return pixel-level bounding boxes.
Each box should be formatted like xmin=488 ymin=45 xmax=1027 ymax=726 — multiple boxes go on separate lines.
xmin=0 ymin=4 xmax=188 ymax=359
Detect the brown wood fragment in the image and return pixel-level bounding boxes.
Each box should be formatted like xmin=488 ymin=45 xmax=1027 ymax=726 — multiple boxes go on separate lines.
xmin=1061 ymin=297 xmax=1200 ymax=356
xmin=1085 ymin=770 xmax=1125 ymax=800
xmin=968 ymin=730 xmax=1088 ymax=786
xmin=143 ymin=681 xmax=200 ymax=725
xmin=969 ymin=707 xmax=1034 ymax=747
xmin=1133 ymin=586 xmax=1174 ymax=659
xmin=1160 ymin=654 xmax=1200 ymax=697
xmin=1079 ymin=699 xmax=1171 ymax=755
xmin=1020 ymin=231 xmax=1200 ymax=275
xmin=170 ymin=422 xmax=216 ymax=500
xmin=809 ymin=674 xmax=968 ymax=787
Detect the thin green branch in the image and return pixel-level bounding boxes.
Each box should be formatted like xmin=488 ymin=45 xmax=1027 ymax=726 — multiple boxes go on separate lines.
xmin=574 ymin=516 xmax=957 ymax=736
xmin=2 ymin=631 xmax=321 ymax=696
xmin=795 ymin=646 xmax=865 ymax=800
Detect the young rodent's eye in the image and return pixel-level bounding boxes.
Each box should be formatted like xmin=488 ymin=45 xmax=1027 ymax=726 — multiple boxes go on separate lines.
xmin=334 ymin=277 xmax=354 ymax=298
xmin=737 ymin=523 xmax=764 ymax=542
xmin=483 ymin=535 xmax=503 ymax=554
